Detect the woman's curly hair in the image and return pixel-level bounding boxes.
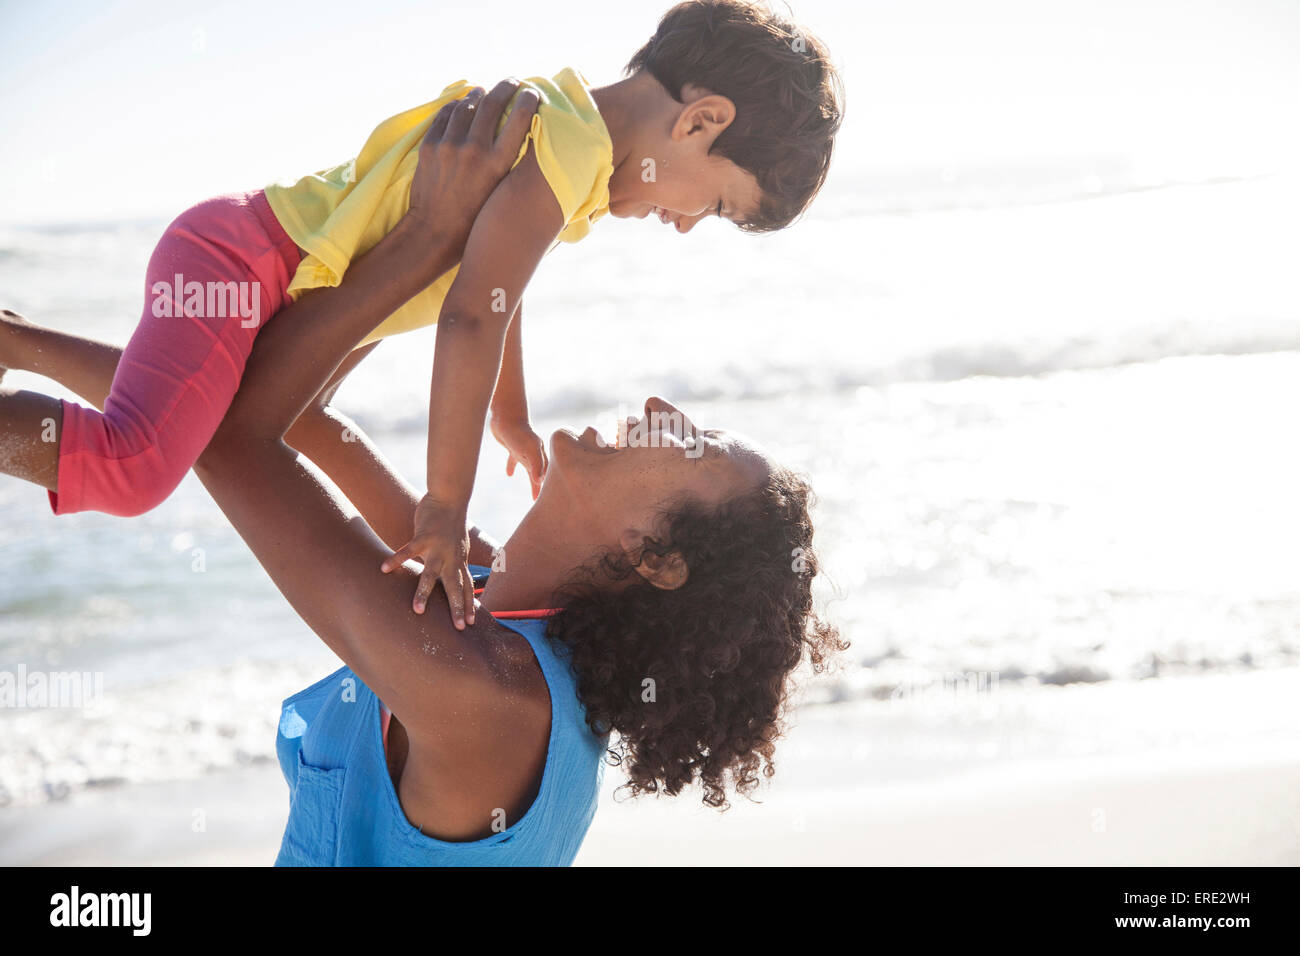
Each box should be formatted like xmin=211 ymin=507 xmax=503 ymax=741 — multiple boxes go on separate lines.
xmin=543 ymin=465 xmax=847 ymax=809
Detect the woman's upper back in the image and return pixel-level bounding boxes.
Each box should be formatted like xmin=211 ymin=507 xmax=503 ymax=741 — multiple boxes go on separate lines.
xmin=273 ymin=614 xmax=609 ymax=866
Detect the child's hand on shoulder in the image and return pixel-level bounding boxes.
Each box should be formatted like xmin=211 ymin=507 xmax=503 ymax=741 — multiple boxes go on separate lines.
xmin=490 ymin=415 xmax=548 ymax=500
xmin=380 ymin=494 xmax=475 ymax=627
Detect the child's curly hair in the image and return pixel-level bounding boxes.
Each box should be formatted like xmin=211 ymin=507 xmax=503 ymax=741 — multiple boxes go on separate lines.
xmin=544 ymin=465 xmax=848 ymax=809
xmin=627 ymin=0 xmax=844 ymax=233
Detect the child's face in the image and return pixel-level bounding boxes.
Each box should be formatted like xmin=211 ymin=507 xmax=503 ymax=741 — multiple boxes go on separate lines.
xmin=606 ymin=87 xmax=764 ymax=234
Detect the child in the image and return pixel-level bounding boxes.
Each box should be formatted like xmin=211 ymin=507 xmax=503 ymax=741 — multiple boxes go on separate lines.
xmin=0 ymin=0 xmax=842 ymax=628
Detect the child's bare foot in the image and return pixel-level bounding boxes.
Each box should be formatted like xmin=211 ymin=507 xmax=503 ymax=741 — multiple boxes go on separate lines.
xmin=1 ymin=308 xmax=32 ymax=331
xmin=1 ymin=309 xmax=34 ymax=380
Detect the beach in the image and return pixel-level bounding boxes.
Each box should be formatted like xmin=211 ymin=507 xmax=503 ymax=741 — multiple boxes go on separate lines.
xmin=3 ymin=0 xmax=1299 ymax=866
xmin=3 ymin=666 xmax=1296 ymax=865
xmin=3 ymin=173 xmax=1299 ymax=864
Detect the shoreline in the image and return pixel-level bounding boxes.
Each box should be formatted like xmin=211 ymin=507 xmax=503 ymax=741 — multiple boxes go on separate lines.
xmin=3 ymin=667 xmax=1296 ymax=866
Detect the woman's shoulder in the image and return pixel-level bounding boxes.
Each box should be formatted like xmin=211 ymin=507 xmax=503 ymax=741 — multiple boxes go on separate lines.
xmin=480 ymin=615 xmax=553 ymax=700
xmin=406 ymin=615 xmax=552 ymax=744
xmin=398 ymin=617 xmax=554 ymax=840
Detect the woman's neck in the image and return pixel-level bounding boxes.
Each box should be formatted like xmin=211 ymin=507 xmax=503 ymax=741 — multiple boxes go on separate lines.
xmin=477 ymin=497 xmax=602 ymax=615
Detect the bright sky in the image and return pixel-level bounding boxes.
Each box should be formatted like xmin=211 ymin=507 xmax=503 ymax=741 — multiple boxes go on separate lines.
xmin=2 ymin=0 xmax=1297 ymax=224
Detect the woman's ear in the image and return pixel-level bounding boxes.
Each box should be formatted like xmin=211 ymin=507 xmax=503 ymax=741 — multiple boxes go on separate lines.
xmin=670 ymin=87 xmax=737 ymax=145
xmin=619 ymin=528 xmax=690 ymax=591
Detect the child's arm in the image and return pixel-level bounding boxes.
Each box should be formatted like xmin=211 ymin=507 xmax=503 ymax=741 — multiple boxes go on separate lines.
xmin=380 ymin=149 xmax=564 ymax=624
xmin=285 ymin=343 xmax=497 ymax=560
xmin=488 ymin=301 xmax=548 ymax=500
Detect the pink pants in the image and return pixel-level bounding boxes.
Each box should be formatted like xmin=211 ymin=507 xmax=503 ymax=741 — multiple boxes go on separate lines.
xmin=51 ymin=191 xmax=302 ymax=516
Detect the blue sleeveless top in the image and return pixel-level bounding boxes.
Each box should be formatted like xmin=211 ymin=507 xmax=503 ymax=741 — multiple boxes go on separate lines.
xmin=272 ymin=569 xmax=608 ymax=866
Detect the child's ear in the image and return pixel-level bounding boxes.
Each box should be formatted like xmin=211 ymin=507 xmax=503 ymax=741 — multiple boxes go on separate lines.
xmin=671 ymin=87 xmax=737 ymax=146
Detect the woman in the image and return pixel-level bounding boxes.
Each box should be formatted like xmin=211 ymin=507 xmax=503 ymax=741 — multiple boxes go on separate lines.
xmin=0 ymin=88 xmax=844 ymax=865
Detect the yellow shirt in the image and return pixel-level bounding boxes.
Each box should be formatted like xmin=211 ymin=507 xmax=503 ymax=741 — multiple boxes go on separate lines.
xmin=264 ymin=67 xmax=613 ymax=346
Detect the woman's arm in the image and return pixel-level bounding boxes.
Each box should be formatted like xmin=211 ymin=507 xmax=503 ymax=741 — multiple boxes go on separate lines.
xmin=1 ymin=311 xmax=502 ymax=561
xmin=286 ymin=348 xmax=500 ymax=561
xmin=283 ymin=342 xmax=425 ymax=553
xmin=194 ymin=81 xmax=539 ymax=742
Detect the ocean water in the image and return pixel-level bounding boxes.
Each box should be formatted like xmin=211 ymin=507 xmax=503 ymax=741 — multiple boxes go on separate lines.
xmin=2 ymin=0 xmax=1300 ymax=814
xmin=2 ymin=165 xmax=1297 ymax=809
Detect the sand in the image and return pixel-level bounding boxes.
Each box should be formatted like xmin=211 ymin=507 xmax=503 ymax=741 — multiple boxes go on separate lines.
xmin=3 ymin=666 xmax=1296 ymax=866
